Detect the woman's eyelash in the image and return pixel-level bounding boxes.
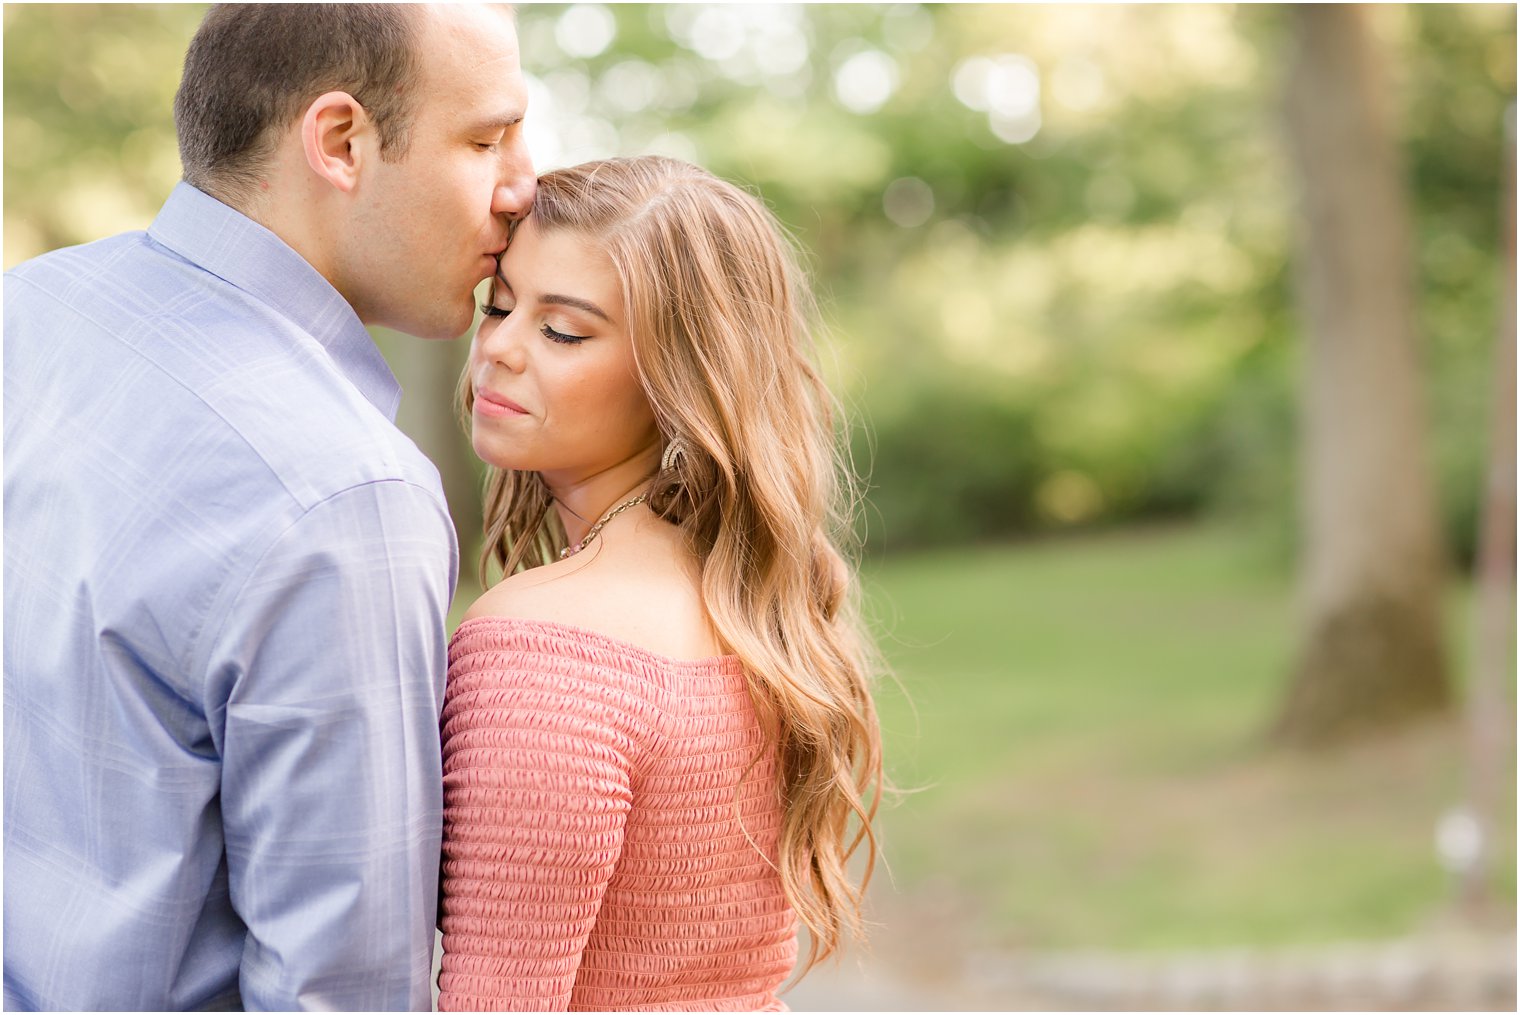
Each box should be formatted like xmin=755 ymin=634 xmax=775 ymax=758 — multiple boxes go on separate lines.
xmin=478 ymin=304 xmax=586 ymax=344
xmin=542 ymin=323 xmax=588 ymax=345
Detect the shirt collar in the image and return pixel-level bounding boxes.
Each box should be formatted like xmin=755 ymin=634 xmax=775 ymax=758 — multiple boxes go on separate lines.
xmin=147 ymin=181 xmax=402 ymax=420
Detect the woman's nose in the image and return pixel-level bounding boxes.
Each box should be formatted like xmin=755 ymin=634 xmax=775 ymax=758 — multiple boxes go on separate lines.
xmin=477 ymin=314 xmax=528 ymax=373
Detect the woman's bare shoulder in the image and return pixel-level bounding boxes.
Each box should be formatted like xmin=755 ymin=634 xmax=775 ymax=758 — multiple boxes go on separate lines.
xmin=462 ymin=553 xmax=581 ymax=625
xmin=462 ymin=519 xmax=724 ymax=661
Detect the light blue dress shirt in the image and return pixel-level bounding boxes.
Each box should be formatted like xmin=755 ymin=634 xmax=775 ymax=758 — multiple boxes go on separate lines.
xmin=3 ymin=183 xmax=458 ymax=1011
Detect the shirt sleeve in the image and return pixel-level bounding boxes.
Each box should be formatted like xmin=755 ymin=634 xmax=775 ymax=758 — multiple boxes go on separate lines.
xmin=206 ymin=479 xmax=457 ymax=1012
xmin=436 ymin=649 xmax=642 ymax=1012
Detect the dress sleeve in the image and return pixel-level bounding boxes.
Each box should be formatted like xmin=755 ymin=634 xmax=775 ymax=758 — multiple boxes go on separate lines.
xmin=205 ymin=479 xmax=457 ymax=1012
xmin=438 ymin=634 xmax=647 ymax=1012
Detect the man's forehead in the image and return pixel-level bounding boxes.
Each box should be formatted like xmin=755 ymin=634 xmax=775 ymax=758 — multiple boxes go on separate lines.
xmin=413 ymin=3 xmax=526 ymax=114
xmin=418 ymin=2 xmax=520 ymax=54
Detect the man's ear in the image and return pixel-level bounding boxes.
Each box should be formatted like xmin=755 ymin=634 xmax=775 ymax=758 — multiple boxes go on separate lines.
xmin=300 ymin=91 xmax=372 ymax=194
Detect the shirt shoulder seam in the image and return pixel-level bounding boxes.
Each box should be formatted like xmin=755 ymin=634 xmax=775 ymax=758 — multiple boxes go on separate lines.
xmin=191 ymin=478 xmax=454 ymax=704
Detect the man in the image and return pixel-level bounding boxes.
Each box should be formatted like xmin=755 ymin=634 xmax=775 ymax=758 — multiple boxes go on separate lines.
xmin=3 ymin=5 xmax=533 ymax=1010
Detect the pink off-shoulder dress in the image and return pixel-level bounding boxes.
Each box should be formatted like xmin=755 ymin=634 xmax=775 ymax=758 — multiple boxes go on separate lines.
xmin=438 ymin=617 xmax=797 ymax=1011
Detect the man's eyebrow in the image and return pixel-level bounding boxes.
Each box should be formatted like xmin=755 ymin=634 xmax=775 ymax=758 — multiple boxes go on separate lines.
xmin=542 ymin=293 xmax=610 ymax=322
xmin=468 ymin=111 xmax=526 ymax=133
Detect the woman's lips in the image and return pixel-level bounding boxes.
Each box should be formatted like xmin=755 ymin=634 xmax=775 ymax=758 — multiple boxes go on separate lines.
xmin=474 ymin=389 xmax=529 ymax=418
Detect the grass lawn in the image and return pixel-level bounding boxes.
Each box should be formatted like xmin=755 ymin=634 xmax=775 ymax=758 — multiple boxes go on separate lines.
xmin=859 ymin=522 xmax=1516 ymax=956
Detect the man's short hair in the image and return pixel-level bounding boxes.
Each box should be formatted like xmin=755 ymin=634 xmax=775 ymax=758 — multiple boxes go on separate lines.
xmin=174 ymin=4 xmax=421 ymax=205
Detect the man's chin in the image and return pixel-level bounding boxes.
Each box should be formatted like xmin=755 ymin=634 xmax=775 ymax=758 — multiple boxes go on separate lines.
xmin=391 ymin=307 xmax=473 ymax=342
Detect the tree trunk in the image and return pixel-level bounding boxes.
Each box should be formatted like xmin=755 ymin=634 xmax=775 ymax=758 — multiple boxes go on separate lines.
xmin=1456 ymin=104 xmax=1516 ymax=920
xmin=1274 ymin=4 xmax=1450 ymax=746
xmin=383 ymin=330 xmax=485 ymax=590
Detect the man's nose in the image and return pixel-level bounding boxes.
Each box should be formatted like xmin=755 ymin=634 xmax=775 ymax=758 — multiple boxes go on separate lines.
xmin=492 ymin=147 xmax=537 ymax=221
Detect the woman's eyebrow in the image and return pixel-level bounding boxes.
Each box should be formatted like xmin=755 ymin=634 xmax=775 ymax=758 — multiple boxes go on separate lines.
xmin=540 ymin=293 xmax=610 ymax=322
xmin=495 ymin=268 xmax=609 ymax=322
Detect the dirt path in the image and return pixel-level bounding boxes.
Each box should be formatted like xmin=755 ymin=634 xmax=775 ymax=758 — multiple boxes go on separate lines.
xmin=778 ymin=931 xmax=1517 ymax=1011
xmin=781 ymin=955 xmax=1014 ymax=1011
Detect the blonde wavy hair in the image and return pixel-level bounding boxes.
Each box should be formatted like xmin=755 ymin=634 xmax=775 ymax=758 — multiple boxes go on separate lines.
xmin=458 ymin=156 xmax=882 ymax=970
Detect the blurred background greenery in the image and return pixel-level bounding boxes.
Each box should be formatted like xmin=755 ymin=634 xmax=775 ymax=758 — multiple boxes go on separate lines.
xmin=5 ymin=3 xmax=1515 ymax=1008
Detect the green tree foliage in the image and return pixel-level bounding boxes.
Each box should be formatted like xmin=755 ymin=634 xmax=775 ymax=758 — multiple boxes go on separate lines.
xmin=5 ymin=4 xmax=1511 ymax=557
xmin=3 ymin=4 xmax=203 ymax=262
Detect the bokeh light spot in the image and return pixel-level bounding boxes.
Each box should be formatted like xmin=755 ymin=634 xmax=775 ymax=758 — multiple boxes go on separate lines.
xmin=834 ymin=48 xmax=899 ymax=115
xmin=884 ymin=177 xmax=935 ymax=228
xmin=555 ymin=4 xmax=616 ymax=59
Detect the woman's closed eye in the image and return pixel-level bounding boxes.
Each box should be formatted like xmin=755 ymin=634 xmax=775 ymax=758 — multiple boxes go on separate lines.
xmin=478 ymin=304 xmax=588 ymax=344
xmin=481 ymin=276 xmax=515 ymax=319
xmin=541 ymin=322 xmax=588 ymax=345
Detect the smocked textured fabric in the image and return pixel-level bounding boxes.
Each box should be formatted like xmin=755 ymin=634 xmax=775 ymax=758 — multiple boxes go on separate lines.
xmin=439 ymin=617 xmax=798 ymax=1011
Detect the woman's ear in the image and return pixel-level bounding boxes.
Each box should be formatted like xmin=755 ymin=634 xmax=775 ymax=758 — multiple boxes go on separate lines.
xmin=300 ymin=90 xmax=372 ymax=194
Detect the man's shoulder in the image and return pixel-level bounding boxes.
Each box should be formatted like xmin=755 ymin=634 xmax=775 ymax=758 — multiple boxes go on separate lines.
xmin=7 ymin=228 xmax=227 ymax=348
xmin=8 ymin=229 xmax=149 ymax=275
xmin=7 ymin=231 xmax=153 ymax=306
xmin=196 ymin=365 xmax=446 ymax=518
xmin=10 ymin=237 xmax=441 ymax=511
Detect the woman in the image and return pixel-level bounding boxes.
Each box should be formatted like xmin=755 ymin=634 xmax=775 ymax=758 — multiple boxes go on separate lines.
xmin=438 ymin=156 xmax=882 ymax=1012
